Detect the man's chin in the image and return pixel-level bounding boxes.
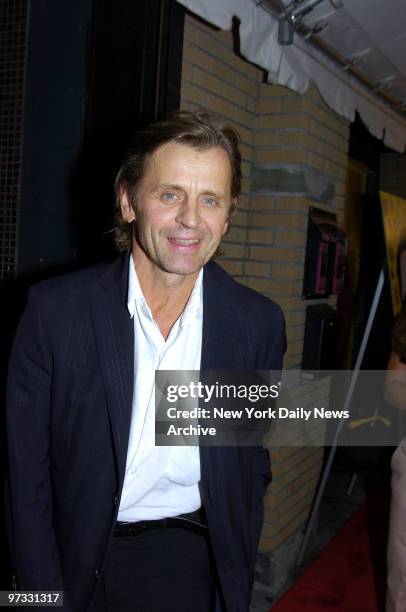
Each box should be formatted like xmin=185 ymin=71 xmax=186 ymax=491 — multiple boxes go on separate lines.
xmin=159 ymin=255 xmax=207 ymax=277
xmin=162 ymin=264 xmax=203 ymax=277
xmin=154 ymin=247 xmax=219 ymax=277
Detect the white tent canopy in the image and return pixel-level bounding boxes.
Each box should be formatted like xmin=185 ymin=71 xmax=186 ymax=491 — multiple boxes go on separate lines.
xmin=177 ymin=0 xmax=406 ymax=153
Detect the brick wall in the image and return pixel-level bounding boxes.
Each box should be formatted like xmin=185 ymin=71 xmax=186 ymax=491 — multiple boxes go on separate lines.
xmin=181 ymin=11 xmax=350 ymax=592
xmin=181 ymin=17 xmax=260 ymax=281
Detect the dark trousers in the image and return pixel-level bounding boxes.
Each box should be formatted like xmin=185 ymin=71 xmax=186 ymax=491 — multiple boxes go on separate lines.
xmin=90 ymin=526 xmax=215 ymax=612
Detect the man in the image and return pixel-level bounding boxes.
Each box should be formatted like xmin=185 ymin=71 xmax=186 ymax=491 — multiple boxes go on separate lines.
xmin=6 ymin=111 xmax=286 ymax=611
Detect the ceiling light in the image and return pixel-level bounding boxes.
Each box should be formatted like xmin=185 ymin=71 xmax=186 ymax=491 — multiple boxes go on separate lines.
xmin=278 ymin=0 xmax=342 ymax=46
xmin=278 ymin=19 xmax=295 ymax=45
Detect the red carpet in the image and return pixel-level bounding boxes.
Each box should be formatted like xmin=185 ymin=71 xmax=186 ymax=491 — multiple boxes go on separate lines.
xmin=271 ymin=491 xmax=390 ymax=611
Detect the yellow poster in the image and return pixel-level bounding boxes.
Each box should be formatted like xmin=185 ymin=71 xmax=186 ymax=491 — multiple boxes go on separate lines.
xmin=380 ymin=191 xmax=406 ymax=315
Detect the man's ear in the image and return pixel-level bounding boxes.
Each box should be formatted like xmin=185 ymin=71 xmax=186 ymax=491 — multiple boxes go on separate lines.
xmin=120 ymin=189 xmax=136 ymax=223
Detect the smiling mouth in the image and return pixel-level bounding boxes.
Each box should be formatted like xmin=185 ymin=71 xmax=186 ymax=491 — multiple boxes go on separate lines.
xmin=167 ymin=238 xmax=201 ymax=245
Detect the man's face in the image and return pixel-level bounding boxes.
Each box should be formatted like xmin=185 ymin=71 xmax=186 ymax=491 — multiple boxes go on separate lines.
xmin=121 ymin=142 xmax=233 ymax=279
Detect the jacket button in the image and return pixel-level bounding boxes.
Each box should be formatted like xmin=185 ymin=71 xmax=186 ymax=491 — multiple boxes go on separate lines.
xmin=112 ymin=493 xmax=118 ymax=506
xmin=93 ymin=567 xmax=101 ymax=580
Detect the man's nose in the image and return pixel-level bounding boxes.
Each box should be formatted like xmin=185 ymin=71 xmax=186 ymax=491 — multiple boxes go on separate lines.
xmin=175 ymin=198 xmax=200 ymax=228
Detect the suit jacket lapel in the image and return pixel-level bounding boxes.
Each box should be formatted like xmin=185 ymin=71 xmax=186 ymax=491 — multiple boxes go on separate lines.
xmin=201 ymin=262 xmax=246 ymax=371
xmin=200 ymin=263 xmax=247 ymax=499
xmin=90 ymin=253 xmax=134 ymax=485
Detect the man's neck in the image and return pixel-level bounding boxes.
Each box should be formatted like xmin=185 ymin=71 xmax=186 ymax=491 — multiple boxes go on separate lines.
xmin=131 ymin=251 xmax=200 ymax=340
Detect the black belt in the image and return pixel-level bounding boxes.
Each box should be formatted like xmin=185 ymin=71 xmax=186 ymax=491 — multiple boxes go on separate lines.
xmin=114 ymin=508 xmax=207 ymax=538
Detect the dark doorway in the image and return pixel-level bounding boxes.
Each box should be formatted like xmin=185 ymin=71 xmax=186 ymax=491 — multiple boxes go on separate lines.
xmin=76 ymin=0 xmax=185 ymax=265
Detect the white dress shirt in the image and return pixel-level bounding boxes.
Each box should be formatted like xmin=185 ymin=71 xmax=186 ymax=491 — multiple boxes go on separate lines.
xmin=117 ymin=257 xmax=203 ymax=521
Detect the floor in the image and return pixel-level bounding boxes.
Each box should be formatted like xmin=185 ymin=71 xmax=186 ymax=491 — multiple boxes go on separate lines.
xmin=250 ymin=470 xmax=369 ymax=611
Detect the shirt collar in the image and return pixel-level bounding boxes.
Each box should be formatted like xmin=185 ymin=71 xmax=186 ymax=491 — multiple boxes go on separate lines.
xmin=182 ymin=267 xmax=203 ymax=325
xmin=127 ymin=256 xmax=203 ymax=322
xmin=127 ymin=256 xmax=144 ymax=318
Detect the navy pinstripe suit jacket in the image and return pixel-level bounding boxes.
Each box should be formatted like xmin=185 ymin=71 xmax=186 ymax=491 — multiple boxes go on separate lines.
xmin=6 ymin=252 xmax=286 ymax=611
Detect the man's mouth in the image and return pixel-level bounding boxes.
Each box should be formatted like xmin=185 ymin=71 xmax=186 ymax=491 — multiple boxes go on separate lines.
xmin=167 ymin=238 xmax=201 ymax=245
xmin=166 ymin=236 xmax=203 ymax=253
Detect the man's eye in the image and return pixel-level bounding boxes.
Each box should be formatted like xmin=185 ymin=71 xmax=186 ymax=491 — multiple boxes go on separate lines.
xmin=202 ymin=196 xmax=217 ymax=206
xmin=162 ymin=192 xmax=177 ymax=202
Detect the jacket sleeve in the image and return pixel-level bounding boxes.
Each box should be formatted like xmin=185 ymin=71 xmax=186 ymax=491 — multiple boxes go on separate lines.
xmin=256 ymin=303 xmax=287 ymax=372
xmin=5 ymin=287 xmax=65 ymax=594
xmin=252 ymin=302 xmax=286 ymax=494
xmin=249 ymin=304 xmax=286 ymax=579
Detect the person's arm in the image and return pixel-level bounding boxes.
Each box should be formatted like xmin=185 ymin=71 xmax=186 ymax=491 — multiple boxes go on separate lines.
xmin=249 ymin=304 xmax=286 ymax=575
xmin=6 ymin=287 xmax=65 ymax=593
xmin=251 ymin=303 xmax=286 ymax=490
xmin=385 ymin=351 xmax=406 ymax=411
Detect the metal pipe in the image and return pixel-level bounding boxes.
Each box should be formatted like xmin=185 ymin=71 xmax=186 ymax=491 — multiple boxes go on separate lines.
xmin=290 ymin=0 xmax=326 ymax=24
xmin=252 ymin=0 xmax=405 ymax=118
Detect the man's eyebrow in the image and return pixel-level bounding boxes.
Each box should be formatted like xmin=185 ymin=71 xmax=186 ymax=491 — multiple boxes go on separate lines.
xmin=152 ymin=183 xmax=184 ymax=192
xmin=200 ymin=189 xmax=226 ymax=199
